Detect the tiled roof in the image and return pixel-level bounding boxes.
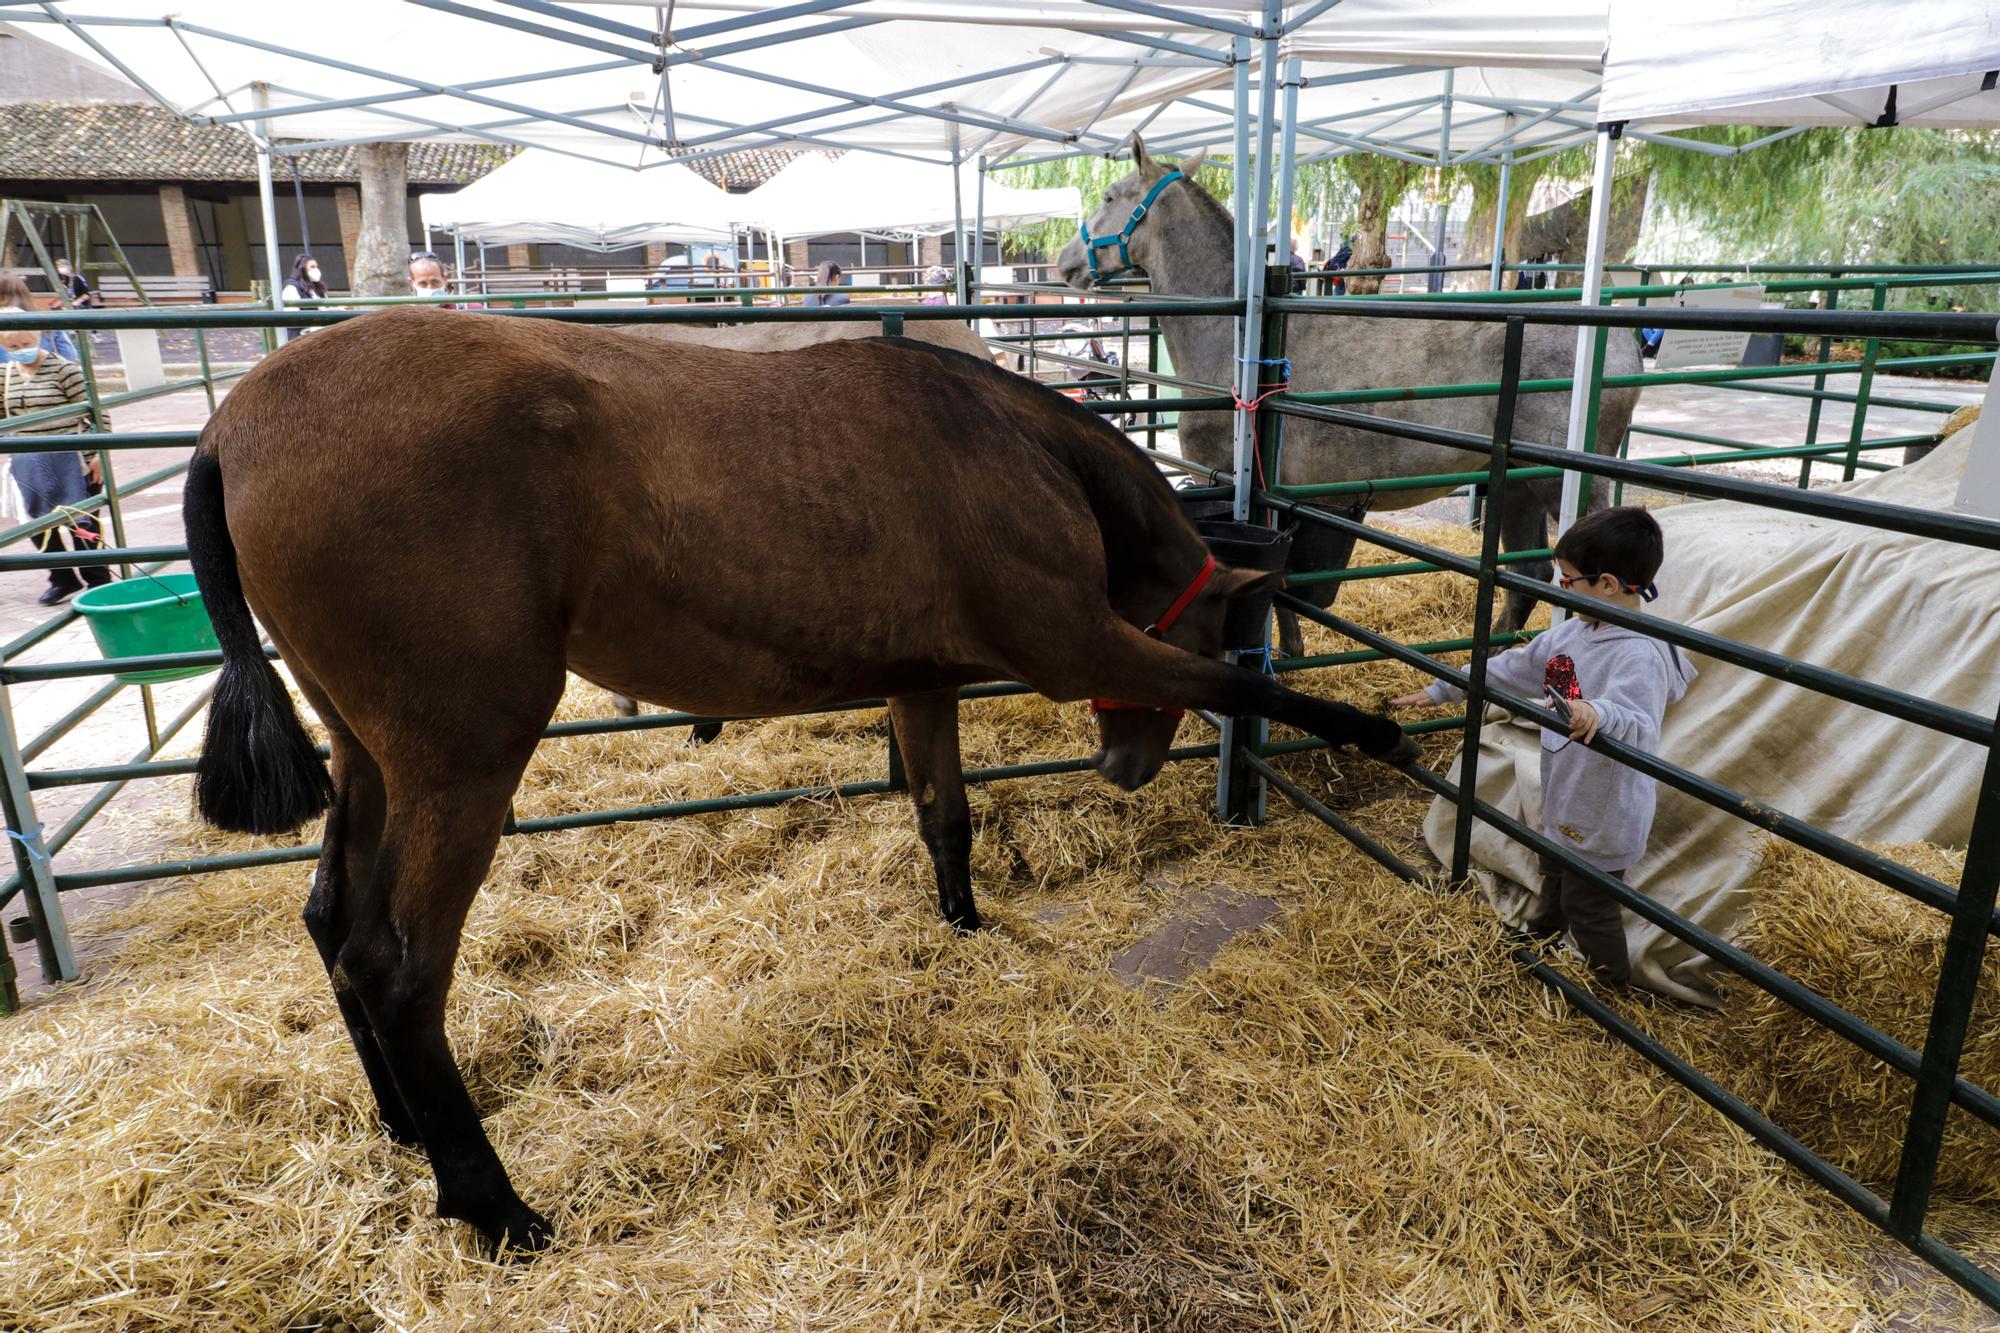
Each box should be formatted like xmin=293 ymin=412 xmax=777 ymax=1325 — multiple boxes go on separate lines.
xmin=0 ymin=102 xmax=825 ymax=194
xmin=675 ymin=146 xmax=818 ymax=192
xmin=0 ymin=104 xmax=516 ymax=186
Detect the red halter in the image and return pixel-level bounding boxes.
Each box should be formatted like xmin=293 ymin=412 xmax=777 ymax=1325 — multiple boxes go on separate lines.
xmin=1090 ymin=553 xmax=1217 ymax=719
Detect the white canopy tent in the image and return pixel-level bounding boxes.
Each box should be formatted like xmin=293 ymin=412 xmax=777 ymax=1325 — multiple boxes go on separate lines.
xmin=418 ymin=151 xmax=746 ymax=249
xmin=743 ymin=154 xmax=1080 ymax=239
xmin=1601 ymin=0 xmax=2000 ymax=127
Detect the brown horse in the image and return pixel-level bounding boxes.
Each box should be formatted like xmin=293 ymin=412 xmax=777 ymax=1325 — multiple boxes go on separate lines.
xmin=183 ymin=308 xmax=1413 ymax=1253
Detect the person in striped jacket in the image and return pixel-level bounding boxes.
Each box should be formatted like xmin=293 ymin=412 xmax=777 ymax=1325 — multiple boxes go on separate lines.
xmin=1 ymin=305 xmax=112 ymax=606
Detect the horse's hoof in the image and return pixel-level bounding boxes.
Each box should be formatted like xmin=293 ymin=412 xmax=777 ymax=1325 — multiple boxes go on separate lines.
xmin=1382 ymin=733 xmax=1424 ymax=767
xmin=942 ymin=901 xmax=982 ymax=932
xmin=691 ymin=722 xmax=724 ymax=745
xmin=484 ymin=1205 xmax=555 ymax=1258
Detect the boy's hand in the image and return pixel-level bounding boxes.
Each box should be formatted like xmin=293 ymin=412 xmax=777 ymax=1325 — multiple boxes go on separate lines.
xmin=1386 ymin=691 xmax=1432 ymax=710
xmin=84 ymin=457 xmax=101 ymax=489
xmin=1566 ymin=698 xmax=1601 ymax=743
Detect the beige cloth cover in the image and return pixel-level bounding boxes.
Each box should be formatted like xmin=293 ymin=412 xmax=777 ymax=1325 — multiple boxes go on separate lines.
xmin=1423 ymin=429 xmax=1999 ymax=1003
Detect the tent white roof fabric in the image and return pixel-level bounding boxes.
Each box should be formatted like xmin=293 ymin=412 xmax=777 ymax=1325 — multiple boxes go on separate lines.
xmin=1600 ymin=0 xmax=2000 ymax=126
xmin=743 ymin=155 xmax=1079 ymax=238
xmin=418 ymin=152 xmax=745 ymax=247
xmin=8 ymin=1 xmax=1622 ymax=168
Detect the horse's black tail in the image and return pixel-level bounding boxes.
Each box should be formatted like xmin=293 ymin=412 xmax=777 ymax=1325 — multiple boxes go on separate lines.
xmin=184 ymin=446 xmax=332 ymax=834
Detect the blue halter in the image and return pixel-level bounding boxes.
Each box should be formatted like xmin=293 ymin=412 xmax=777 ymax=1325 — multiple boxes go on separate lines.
xmin=1078 ymin=169 xmax=1183 ymax=283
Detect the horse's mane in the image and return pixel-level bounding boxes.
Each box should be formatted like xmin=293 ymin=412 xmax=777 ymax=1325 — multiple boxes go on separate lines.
xmin=1173 ymin=170 xmax=1237 ymax=234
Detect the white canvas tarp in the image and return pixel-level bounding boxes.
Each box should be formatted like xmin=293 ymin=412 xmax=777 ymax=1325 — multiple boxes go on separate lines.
xmin=1423 ymin=430 xmax=2000 ymax=1003
xmin=744 ymin=154 xmax=1078 ymax=238
xmin=418 ymin=152 xmax=746 ymax=248
xmin=1601 ymin=0 xmax=2000 ymax=126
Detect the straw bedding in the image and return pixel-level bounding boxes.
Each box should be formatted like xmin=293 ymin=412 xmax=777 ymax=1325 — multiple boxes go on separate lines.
xmin=1 ymin=524 xmax=1994 ymax=1330
xmin=1677 ymin=838 xmax=2000 ymax=1205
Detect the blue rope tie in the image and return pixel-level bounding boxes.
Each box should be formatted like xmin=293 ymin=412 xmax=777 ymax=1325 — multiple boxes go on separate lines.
xmin=1236 ymin=644 xmax=1276 ymax=676
xmin=6 ymin=824 xmax=48 ymax=866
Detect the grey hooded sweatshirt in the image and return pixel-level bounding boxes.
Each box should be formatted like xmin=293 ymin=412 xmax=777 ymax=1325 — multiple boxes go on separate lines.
xmin=1424 ymin=617 xmax=1694 ymax=870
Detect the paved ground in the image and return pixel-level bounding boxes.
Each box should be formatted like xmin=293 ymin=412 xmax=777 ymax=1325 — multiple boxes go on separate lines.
xmin=1 ymin=367 xmax=1983 ymax=995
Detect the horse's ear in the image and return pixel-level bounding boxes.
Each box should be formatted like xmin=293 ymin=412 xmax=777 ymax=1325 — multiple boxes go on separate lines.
xmin=1130 ymin=135 xmax=1151 ymax=170
xmin=1177 ymin=146 xmax=1208 ymax=178
xmin=1209 ymin=566 xmax=1282 ymax=602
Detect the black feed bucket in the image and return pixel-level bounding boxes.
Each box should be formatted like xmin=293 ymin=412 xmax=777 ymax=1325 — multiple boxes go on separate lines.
xmin=1175 ymin=490 xmax=1235 ymax=527
xmin=1194 ymin=519 xmax=1292 ymax=648
xmin=1284 ymin=500 xmax=1366 ymax=610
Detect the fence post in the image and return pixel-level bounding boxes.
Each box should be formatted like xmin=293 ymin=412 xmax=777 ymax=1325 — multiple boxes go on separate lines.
xmin=0 ymin=677 xmax=74 ymax=983
xmin=1843 ymin=282 xmax=1888 ymax=481
xmin=1797 ymin=277 xmax=1842 ymax=488
xmin=1887 ymin=730 xmax=2000 ymax=1238
xmin=1218 ymin=265 xmax=1290 ymax=826
xmin=1451 ymin=316 xmax=1528 ymax=883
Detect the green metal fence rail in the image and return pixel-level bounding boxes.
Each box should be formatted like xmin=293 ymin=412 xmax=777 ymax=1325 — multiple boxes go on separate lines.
xmin=1 ymin=271 xmax=1996 ymax=1310
xmin=1227 ymin=290 xmax=2000 ymax=1314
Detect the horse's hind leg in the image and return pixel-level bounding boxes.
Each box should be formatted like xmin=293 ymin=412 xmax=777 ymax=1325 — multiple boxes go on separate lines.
xmin=1276 ymin=499 xmax=1368 ymax=659
xmin=887 ymin=690 xmax=977 ymax=930
xmin=339 ymin=727 xmax=556 ymax=1252
xmin=1497 ymin=493 xmax=1553 ymax=633
xmin=300 ymin=719 xmax=417 ymax=1144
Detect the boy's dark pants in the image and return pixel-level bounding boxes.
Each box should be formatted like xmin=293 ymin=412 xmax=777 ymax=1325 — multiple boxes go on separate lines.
xmin=1532 ymin=852 xmax=1631 ymax=985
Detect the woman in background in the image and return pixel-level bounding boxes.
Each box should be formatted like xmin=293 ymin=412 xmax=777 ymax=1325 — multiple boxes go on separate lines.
xmin=281 ymin=253 xmax=326 ymax=342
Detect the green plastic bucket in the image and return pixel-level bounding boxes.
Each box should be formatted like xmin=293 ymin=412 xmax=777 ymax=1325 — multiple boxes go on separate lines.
xmin=72 ymin=574 xmax=222 ymax=684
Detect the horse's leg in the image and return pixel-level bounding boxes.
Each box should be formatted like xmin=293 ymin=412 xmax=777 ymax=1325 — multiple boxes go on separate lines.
xmin=1037 ymin=621 xmax=1416 ymax=762
xmin=300 ymin=724 xmax=416 ymax=1144
xmin=1276 ymin=498 xmax=1369 ymax=659
xmin=1496 ymin=493 xmax=1553 ymax=634
xmin=339 ymin=737 xmax=553 ymax=1252
xmin=886 ymin=690 xmax=977 ymax=930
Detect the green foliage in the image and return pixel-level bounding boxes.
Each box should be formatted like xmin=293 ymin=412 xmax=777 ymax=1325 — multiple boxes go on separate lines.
xmin=1635 ymin=127 xmax=2000 ymax=309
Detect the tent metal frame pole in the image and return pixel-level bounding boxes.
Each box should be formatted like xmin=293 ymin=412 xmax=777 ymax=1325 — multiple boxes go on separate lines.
xmin=1216 ymin=3 xmax=1282 ymax=826
xmin=950 ymin=123 xmax=968 ymax=303
xmin=452 ymin=227 xmax=467 ymax=296
xmin=1556 ymin=123 xmax=1623 ymax=551
xmin=1489 ymin=136 xmax=1513 ymax=291
xmin=1274 ymin=57 xmax=1302 ymax=273
xmin=1228 ymin=37 xmax=1253 ymax=444
xmin=1427 ymin=70 xmax=1456 ymax=293
xmin=974 ymin=155 xmax=987 ymax=284
xmin=253 ymin=85 xmax=287 ymax=343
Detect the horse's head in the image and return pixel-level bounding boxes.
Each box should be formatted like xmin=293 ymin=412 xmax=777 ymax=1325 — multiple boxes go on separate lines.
xmin=1057 ymin=136 xmax=1208 ymax=290
xmin=1090 ymin=557 xmax=1279 ymax=791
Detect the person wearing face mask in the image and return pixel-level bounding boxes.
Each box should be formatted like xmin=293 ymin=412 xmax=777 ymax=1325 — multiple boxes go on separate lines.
xmin=0 ymin=275 xmax=78 ymax=362
xmin=409 ymin=251 xmax=454 ymax=304
xmin=281 ymin=254 xmax=327 ymax=343
xmin=0 ymin=306 xmax=113 ymax=605
xmin=52 ymin=258 xmax=97 ymax=310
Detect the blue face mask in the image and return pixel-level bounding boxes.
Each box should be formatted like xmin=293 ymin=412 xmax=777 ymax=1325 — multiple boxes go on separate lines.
xmin=4 ymin=346 xmax=40 ymax=365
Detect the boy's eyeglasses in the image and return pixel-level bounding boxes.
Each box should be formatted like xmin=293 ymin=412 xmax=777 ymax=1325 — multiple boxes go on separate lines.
xmin=1557 ymin=571 xmax=1655 ymax=600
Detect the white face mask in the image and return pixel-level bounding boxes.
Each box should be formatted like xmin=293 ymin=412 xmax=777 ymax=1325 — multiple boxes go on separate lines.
xmin=305 ymin=265 xmax=321 ymax=282
xmin=413 ymin=283 xmax=446 ymax=296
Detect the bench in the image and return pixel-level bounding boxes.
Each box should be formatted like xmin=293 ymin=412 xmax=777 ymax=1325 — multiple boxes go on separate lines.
xmin=93 ymin=274 xmax=216 ymax=306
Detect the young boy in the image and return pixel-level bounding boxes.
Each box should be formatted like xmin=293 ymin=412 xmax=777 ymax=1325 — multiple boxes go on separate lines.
xmin=1389 ymin=507 xmax=1693 ymax=984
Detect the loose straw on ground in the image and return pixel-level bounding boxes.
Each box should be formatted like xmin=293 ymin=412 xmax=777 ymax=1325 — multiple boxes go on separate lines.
xmin=0 ymin=523 xmax=1993 ymax=1331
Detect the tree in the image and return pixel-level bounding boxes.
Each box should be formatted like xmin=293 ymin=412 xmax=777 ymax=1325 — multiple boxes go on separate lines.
xmin=1636 ymin=126 xmax=2000 ymax=309
xmin=1332 ymin=155 xmax=1426 ymax=293
xmin=350 ymin=142 xmax=411 ymax=297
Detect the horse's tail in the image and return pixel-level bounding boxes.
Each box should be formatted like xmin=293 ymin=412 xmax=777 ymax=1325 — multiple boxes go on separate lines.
xmin=184 ymin=444 xmax=332 ymax=834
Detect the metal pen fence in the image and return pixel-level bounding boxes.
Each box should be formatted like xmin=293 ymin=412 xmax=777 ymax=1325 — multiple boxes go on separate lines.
xmin=0 ymin=271 xmax=1996 ymax=1306
xmin=1224 ymin=277 xmax=2000 ymax=1311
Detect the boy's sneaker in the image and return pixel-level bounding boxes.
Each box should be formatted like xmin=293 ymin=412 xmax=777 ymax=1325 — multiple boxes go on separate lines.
xmin=37 ymin=584 xmax=75 ymax=606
